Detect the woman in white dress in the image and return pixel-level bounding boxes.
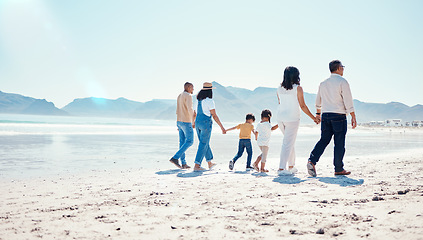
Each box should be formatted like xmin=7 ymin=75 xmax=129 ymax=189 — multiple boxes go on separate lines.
xmin=277 ymin=66 xmax=318 ymax=175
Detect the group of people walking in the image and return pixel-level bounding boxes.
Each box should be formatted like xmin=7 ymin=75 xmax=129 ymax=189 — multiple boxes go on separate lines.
xmin=169 ymin=60 xmax=357 ymax=176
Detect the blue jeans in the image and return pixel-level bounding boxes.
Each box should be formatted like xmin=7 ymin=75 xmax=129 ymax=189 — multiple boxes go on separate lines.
xmin=194 ymin=119 xmax=214 ymax=165
xmin=232 ymin=139 xmax=253 ymax=167
xmin=172 ymin=121 xmax=194 ymax=165
xmin=309 ymin=113 xmax=348 ymax=172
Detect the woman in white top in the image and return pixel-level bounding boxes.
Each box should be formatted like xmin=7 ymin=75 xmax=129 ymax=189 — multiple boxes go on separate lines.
xmin=277 ymin=66 xmax=317 ymax=175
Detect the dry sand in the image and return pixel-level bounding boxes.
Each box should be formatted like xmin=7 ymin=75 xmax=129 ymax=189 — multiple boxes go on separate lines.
xmin=1 ymin=149 xmax=423 ymax=240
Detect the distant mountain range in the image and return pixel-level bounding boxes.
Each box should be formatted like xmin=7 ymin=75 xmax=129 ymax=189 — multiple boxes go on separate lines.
xmin=1 ymin=82 xmax=422 ymax=123
xmin=0 ymin=91 xmax=67 ymax=116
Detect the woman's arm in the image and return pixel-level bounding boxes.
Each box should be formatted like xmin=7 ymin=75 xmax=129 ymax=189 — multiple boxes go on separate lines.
xmin=210 ymin=109 xmax=227 ymax=134
xmin=297 ymin=86 xmax=318 ymax=124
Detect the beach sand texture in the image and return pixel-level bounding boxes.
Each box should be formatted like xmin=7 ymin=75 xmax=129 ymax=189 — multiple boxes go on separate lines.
xmin=1 ymin=150 xmax=422 ymax=240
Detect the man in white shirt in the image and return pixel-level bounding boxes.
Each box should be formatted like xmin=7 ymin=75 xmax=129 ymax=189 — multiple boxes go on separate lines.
xmin=307 ymin=60 xmax=357 ymax=177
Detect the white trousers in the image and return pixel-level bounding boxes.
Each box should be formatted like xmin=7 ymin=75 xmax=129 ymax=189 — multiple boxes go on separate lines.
xmin=278 ymin=120 xmax=300 ymax=170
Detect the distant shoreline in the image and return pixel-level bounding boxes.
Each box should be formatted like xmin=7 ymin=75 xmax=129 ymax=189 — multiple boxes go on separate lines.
xmin=357 ymin=125 xmax=423 ymax=131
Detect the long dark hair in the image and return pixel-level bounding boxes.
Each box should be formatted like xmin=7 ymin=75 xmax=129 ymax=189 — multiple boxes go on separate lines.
xmin=197 ymin=89 xmax=213 ymax=101
xmin=281 ymin=66 xmax=300 ymax=90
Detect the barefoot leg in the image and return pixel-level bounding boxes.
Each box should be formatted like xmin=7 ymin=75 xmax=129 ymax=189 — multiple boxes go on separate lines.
xmin=254 ymin=155 xmax=261 ymax=165
xmin=260 ymin=162 xmax=268 ymax=172
xmin=253 ymin=155 xmax=261 ymax=171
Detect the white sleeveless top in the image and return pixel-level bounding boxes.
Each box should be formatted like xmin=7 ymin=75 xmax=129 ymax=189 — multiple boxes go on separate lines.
xmin=277 ymin=84 xmax=300 ymax=122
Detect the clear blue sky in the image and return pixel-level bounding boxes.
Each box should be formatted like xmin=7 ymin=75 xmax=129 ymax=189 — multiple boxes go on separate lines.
xmin=1 ymin=0 xmax=422 ymax=108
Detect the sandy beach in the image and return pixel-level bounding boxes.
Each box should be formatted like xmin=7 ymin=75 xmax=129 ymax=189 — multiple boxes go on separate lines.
xmin=1 ymin=0 xmax=423 ymax=239
xmin=1 ymin=148 xmax=423 ymax=240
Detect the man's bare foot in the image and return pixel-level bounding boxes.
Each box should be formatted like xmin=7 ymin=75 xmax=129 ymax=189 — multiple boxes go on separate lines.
xmin=194 ymin=167 xmax=206 ymax=171
xmin=260 ymin=169 xmax=269 ymax=173
xmin=193 ymin=164 xmax=206 ymax=171
xmin=208 ymin=162 xmax=217 ymax=169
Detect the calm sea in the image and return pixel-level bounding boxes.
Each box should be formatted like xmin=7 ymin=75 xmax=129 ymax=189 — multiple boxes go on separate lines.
xmin=1 ymin=114 xmax=423 ymax=179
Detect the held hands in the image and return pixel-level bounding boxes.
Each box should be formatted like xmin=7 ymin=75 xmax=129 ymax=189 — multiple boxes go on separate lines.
xmin=222 ymin=128 xmax=227 ymax=134
xmin=314 ymin=115 xmax=321 ymax=124
xmin=312 ymin=114 xmax=357 ymax=128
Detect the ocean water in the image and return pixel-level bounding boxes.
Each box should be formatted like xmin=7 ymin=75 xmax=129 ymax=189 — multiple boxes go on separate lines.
xmin=1 ymin=114 xmax=423 ymax=179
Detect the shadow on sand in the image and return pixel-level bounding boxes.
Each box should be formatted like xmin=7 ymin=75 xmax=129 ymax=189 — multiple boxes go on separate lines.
xmin=317 ymin=176 xmax=364 ymax=187
xmin=176 ymin=171 xmax=205 ymax=178
xmin=233 ymin=170 xmax=253 ymax=175
xmin=273 ymin=175 xmax=306 ymax=184
xmin=155 ymin=168 xmax=220 ymax=178
xmin=155 ymin=169 xmax=184 ymax=175
xmin=252 ymin=172 xmax=270 ymax=177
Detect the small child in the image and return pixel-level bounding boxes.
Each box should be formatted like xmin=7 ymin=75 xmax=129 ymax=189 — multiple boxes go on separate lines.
xmin=226 ymin=113 xmax=256 ymax=170
xmin=253 ymin=109 xmax=279 ymax=172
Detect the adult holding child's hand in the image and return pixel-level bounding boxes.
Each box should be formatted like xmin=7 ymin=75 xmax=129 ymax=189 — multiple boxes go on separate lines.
xmin=193 ymin=82 xmax=225 ymax=171
xmin=277 ymin=66 xmax=317 ymax=176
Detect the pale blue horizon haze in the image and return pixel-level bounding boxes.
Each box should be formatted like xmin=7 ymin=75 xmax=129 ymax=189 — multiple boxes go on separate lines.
xmin=0 ymin=0 xmax=422 ymax=108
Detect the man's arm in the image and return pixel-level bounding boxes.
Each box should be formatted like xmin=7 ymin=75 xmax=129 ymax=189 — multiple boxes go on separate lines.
xmin=192 ymin=111 xmax=196 ymax=128
xmin=341 ymin=80 xmax=356 ymax=129
xmin=271 ymin=124 xmax=279 ymax=130
xmin=187 ymin=95 xmax=193 ymax=115
xmin=187 ymin=95 xmax=195 ymax=125
xmin=315 ymin=85 xmax=322 ymax=123
xmin=350 ymin=112 xmax=357 ymax=129
xmin=341 ymin=81 xmax=355 ymax=114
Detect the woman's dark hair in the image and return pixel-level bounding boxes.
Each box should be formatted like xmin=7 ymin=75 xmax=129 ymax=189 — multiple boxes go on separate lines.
xmin=281 ymin=66 xmax=300 ymax=90
xmin=261 ymin=109 xmax=272 ymax=122
xmin=197 ymin=89 xmax=213 ymax=101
